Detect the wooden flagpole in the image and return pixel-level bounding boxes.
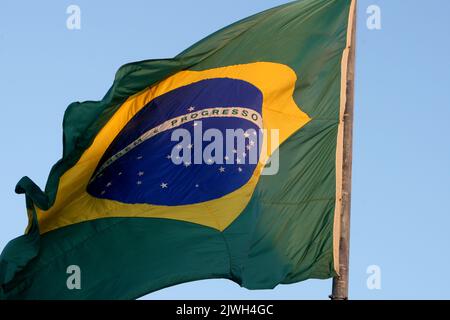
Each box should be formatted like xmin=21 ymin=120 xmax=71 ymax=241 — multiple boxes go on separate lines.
xmin=331 ymin=0 xmax=357 ymax=301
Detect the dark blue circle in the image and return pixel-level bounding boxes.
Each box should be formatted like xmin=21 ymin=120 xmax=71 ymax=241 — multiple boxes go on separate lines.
xmin=87 ymin=78 xmax=263 ymax=206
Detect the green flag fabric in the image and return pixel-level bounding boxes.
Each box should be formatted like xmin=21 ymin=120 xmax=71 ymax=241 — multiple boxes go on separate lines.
xmin=0 ymin=0 xmax=355 ymax=299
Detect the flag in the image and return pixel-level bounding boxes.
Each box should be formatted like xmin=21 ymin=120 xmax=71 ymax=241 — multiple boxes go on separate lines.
xmin=0 ymin=0 xmax=356 ymax=299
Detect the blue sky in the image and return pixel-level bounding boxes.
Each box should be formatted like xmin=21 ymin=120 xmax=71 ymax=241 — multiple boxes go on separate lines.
xmin=0 ymin=0 xmax=449 ymax=299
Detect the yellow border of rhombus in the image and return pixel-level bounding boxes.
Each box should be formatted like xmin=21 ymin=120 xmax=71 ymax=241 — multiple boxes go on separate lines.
xmin=37 ymin=62 xmax=311 ymax=234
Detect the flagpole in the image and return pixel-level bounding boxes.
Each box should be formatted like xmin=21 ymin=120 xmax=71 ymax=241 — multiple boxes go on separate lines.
xmin=331 ymin=0 xmax=357 ymax=301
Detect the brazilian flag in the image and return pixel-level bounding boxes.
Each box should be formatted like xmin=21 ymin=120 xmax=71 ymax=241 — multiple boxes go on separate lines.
xmin=0 ymin=0 xmax=356 ymax=299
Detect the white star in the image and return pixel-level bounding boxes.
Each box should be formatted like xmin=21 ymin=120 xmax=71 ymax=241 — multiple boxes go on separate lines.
xmin=184 ymin=161 xmax=191 ymax=167
xmin=236 ymin=158 xmax=241 ymax=164
xmin=219 ymin=167 xmax=225 ymax=173
xmin=246 ymin=145 xmax=251 ymax=150
xmin=101 ymin=190 xmax=106 ymax=195
xmin=207 ymin=158 xmax=213 ymax=164
xmin=238 ymin=167 xmax=243 ymax=172
xmin=137 ymin=156 xmax=143 ymax=160
xmin=242 ymin=152 xmax=247 ymax=157
xmin=118 ymin=172 xmax=122 ymax=176
xmin=187 ymin=106 xmax=195 ymax=112
xmin=193 ymin=122 xmax=199 ymax=127
xmin=106 ymin=182 xmax=112 ymax=187
xmin=224 ymin=156 xmax=230 ymax=161
xmin=160 ymin=182 xmax=168 ymax=189
xmin=137 ymin=181 xmax=142 ymax=185
xmin=253 ymin=131 xmax=257 ymax=136
xmin=244 ymin=132 xmax=250 ymax=138
xmin=195 ymin=184 xmax=199 ymax=188
xmin=249 ymin=140 xmax=256 ymax=146
xmin=138 ymin=171 xmax=144 ymax=176
xmin=166 ymin=155 xmax=172 ymax=159
xmin=187 ymin=144 xmax=193 ymax=149
xmin=232 ymin=149 xmax=237 ymax=154
xmin=176 ymin=144 xmax=183 ymax=150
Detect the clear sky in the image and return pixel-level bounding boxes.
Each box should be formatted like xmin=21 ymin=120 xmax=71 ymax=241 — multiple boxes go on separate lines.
xmin=0 ymin=0 xmax=449 ymax=300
